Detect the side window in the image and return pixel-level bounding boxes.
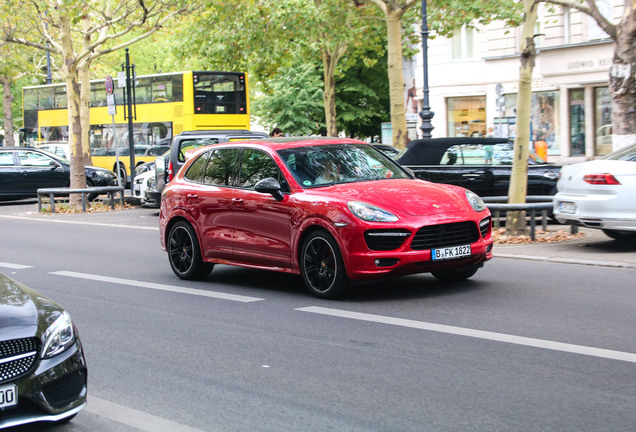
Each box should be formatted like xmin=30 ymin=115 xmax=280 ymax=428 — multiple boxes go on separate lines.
xmin=204 ymin=148 xmax=239 ymax=186
xmin=0 ymin=151 xmax=15 ymax=166
xmin=239 ymin=149 xmax=289 ymax=192
xmin=17 ymin=151 xmax=57 ymax=167
xmin=178 ymin=138 xmax=220 ymax=163
xmin=184 ymin=151 xmax=210 ymax=183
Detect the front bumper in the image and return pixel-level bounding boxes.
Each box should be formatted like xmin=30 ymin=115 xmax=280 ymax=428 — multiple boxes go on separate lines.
xmin=0 ymin=339 xmax=87 ymax=429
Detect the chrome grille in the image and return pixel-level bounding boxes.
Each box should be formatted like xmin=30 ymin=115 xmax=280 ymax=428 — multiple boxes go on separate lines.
xmin=411 ymin=221 xmax=479 ymax=250
xmin=364 ymin=230 xmax=411 ymax=251
xmin=479 ymin=216 xmax=491 ymax=238
xmin=0 ymin=338 xmax=39 ymax=384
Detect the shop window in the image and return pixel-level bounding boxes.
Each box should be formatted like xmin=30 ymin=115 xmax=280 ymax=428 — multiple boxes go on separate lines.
xmin=447 ymin=96 xmax=486 ymax=137
xmin=569 ymin=89 xmax=585 ymax=156
xmin=595 ymin=87 xmax=612 ymax=155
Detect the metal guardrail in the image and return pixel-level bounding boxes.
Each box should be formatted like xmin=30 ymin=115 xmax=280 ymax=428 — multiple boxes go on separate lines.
xmin=482 ymin=195 xmax=556 ymax=241
xmin=37 ymin=186 xmax=125 ymax=213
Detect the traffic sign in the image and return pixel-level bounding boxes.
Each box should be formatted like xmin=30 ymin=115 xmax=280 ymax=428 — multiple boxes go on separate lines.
xmin=105 ymin=76 xmax=114 ymax=95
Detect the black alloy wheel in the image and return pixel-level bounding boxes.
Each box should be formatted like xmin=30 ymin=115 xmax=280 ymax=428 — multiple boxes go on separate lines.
xmin=300 ymin=230 xmax=350 ymax=299
xmin=168 ymin=221 xmax=214 ymax=280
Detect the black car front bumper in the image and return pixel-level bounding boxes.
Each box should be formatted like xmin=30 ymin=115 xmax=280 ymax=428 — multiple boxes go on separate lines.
xmin=0 ymin=339 xmax=87 ymax=429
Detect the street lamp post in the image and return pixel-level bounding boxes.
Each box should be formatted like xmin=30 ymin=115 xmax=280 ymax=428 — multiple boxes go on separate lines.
xmin=419 ymin=0 xmax=434 ymax=138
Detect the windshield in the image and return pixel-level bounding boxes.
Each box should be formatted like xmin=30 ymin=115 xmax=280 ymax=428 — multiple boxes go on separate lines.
xmin=277 ymin=144 xmax=412 ymax=188
xmin=602 ymin=143 xmax=636 ymax=162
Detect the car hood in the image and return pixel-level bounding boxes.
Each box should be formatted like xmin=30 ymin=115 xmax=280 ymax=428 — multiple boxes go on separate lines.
xmin=310 ymin=179 xmax=474 ymax=217
xmin=0 ymin=273 xmax=63 ymax=340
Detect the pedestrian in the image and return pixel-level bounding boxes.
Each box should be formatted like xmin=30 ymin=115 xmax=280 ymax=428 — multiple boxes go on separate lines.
xmin=270 ymin=127 xmax=283 ymax=137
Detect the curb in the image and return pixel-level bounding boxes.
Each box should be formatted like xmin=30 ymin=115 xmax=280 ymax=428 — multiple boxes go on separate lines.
xmin=495 ymin=253 xmax=636 ymax=269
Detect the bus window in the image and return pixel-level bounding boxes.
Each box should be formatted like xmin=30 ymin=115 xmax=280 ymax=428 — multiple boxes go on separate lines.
xmin=193 ymin=72 xmax=246 ymax=115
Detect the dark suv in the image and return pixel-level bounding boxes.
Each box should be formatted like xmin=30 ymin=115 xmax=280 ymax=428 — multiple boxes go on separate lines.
xmin=148 ymin=130 xmax=269 ymax=205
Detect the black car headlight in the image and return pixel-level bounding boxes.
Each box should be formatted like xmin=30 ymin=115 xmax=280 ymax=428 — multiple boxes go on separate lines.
xmin=41 ymin=311 xmax=76 ymax=359
xmin=465 ymin=190 xmax=486 ymax=212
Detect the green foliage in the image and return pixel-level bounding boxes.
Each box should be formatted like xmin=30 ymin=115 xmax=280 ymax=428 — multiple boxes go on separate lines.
xmin=252 ymin=64 xmax=325 ymax=135
xmin=335 ymin=52 xmax=390 ymax=138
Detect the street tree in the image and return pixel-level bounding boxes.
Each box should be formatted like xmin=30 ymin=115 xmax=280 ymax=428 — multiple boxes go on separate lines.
xmin=535 ymin=0 xmax=636 ymax=150
xmin=0 ymin=41 xmax=50 ymax=146
xmin=252 ymin=64 xmax=325 ymax=135
xmin=175 ymin=0 xmax=384 ymax=137
xmin=352 ymin=0 xmax=521 ymax=148
xmin=507 ymin=0 xmax=539 ymax=235
xmin=2 ymin=0 xmax=194 ymax=205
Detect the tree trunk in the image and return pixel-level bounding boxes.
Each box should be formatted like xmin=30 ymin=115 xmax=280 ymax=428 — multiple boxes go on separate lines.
xmin=386 ymin=11 xmax=408 ymax=149
xmin=60 ymin=15 xmax=87 ymax=208
xmin=506 ymin=0 xmax=537 ymax=235
xmin=609 ymin=6 xmax=636 ymax=151
xmin=322 ymin=49 xmax=339 ymax=137
xmin=79 ymin=14 xmax=93 ymax=166
xmin=2 ymin=77 xmax=15 ymax=146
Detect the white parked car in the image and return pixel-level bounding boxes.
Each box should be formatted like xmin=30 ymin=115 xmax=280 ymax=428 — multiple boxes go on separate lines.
xmin=133 ymin=168 xmax=157 ymax=207
xmin=554 ymin=143 xmax=636 ymax=241
xmin=35 ymin=141 xmax=71 ymax=159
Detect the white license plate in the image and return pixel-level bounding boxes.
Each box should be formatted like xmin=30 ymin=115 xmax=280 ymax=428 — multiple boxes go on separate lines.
xmin=0 ymin=384 xmax=17 ymax=409
xmin=432 ymin=244 xmax=471 ymax=260
xmin=559 ymin=201 xmax=577 ymax=214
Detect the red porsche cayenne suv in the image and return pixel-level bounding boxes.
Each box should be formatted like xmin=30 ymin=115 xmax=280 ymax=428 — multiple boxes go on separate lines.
xmin=159 ymin=137 xmax=493 ymax=298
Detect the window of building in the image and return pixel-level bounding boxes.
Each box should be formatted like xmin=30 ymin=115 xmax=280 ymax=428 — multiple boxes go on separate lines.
xmin=447 ymin=96 xmax=486 ymax=137
xmin=569 ymin=89 xmax=586 ymax=156
xmin=595 ymin=87 xmax=613 ymax=155
xmin=451 ymin=26 xmax=475 ymax=60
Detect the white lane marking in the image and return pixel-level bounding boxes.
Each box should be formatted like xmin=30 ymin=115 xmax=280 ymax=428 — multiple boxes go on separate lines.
xmin=0 ymin=214 xmax=158 ymax=230
xmin=86 ymin=396 xmax=203 ymax=432
xmin=297 ymin=306 xmax=636 ymax=364
xmin=51 ymin=270 xmax=264 ymax=303
xmin=0 ymin=262 xmax=33 ymax=269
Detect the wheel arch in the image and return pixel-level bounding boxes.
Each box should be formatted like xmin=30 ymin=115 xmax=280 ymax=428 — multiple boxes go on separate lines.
xmin=295 ymin=221 xmax=352 ymax=278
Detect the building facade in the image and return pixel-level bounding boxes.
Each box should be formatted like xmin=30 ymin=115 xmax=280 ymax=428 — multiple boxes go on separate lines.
xmin=409 ymin=2 xmax=620 ymax=163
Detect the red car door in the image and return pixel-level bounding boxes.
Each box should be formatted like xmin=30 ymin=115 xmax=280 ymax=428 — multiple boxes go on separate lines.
xmin=231 ymin=149 xmax=292 ymax=267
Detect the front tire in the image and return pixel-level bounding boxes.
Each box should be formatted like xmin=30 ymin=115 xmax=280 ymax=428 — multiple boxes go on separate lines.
xmin=300 ymin=230 xmax=350 ymax=299
xmin=432 ymin=265 xmax=479 ymax=282
xmin=602 ymin=229 xmax=636 ymax=242
xmin=167 ymin=221 xmax=214 ymax=280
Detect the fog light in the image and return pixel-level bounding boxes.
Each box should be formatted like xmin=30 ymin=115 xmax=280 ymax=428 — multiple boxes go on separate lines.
xmin=374 ymin=258 xmax=398 ymax=267
xmin=487 ymin=244 xmax=493 ymax=253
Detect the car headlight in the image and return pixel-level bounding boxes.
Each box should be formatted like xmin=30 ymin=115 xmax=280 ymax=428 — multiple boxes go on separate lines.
xmin=348 ymin=201 xmax=398 ymax=222
xmin=41 ymin=311 xmax=76 ymax=359
xmin=465 ymin=190 xmax=486 ymax=212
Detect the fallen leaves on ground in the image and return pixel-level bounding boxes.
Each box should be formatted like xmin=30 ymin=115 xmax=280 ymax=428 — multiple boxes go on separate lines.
xmin=492 ymin=228 xmax=586 ymax=244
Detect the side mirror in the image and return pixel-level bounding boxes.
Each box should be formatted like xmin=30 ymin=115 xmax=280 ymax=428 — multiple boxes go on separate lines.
xmin=254 ymin=177 xmax=285 ymax=201
xmin=49 ymin=161 xmax=58 ymax=170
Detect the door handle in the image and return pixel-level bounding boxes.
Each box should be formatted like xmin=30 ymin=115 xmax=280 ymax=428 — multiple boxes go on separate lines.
xmin=186 ymin=193 xmax=199 ymax=200
xmin=232 ymin=198 xmax=244 ymax=204
xmin=462 ymin=173 xmax=481 ymax=178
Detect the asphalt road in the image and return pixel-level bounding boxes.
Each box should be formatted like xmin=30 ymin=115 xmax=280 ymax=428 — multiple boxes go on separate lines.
xmin=1 ymin=202 xmax=635 ymax=432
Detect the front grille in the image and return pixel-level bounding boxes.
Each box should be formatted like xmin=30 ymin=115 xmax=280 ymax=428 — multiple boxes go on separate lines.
xmin=479 ymin=216 xmax=491 ymax=238
xmin=42 ymin=369 xmax=87 ymax=409
xmin=364 ymin=230 xmax=411 ymax=251
xmin=411 ymin=221 xmax=479 ymax=250
xmin=0 ymin=338 xmax=39 ymax=384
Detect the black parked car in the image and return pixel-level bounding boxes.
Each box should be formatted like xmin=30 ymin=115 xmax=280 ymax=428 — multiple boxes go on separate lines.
xmin=0 ymin=147 xmax=117 ymax=201
xmin=397 ymin=138 xmax=562 ymax=197
xmin=0 ymin=273 xmax=87 ymax=428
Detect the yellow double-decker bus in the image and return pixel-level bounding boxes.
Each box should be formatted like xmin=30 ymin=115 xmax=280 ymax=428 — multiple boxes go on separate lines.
xmin=22 ymin=71 xmax=251 ymax=182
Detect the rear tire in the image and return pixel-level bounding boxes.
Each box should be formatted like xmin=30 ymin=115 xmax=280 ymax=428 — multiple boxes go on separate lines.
xmin=432 ymin=265 xmax=479 ymax=282
xmin=602 ymin=229 xmax=636 ymax=242
xmin=167 ymin=221 xmax=214 ymax=280
xmin=300 ymin=230 xmax=350 ymax=299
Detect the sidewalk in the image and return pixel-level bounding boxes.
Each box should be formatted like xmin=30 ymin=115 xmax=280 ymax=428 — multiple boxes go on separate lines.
xmin=495 ymin=227 xmax=636 ymax=269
